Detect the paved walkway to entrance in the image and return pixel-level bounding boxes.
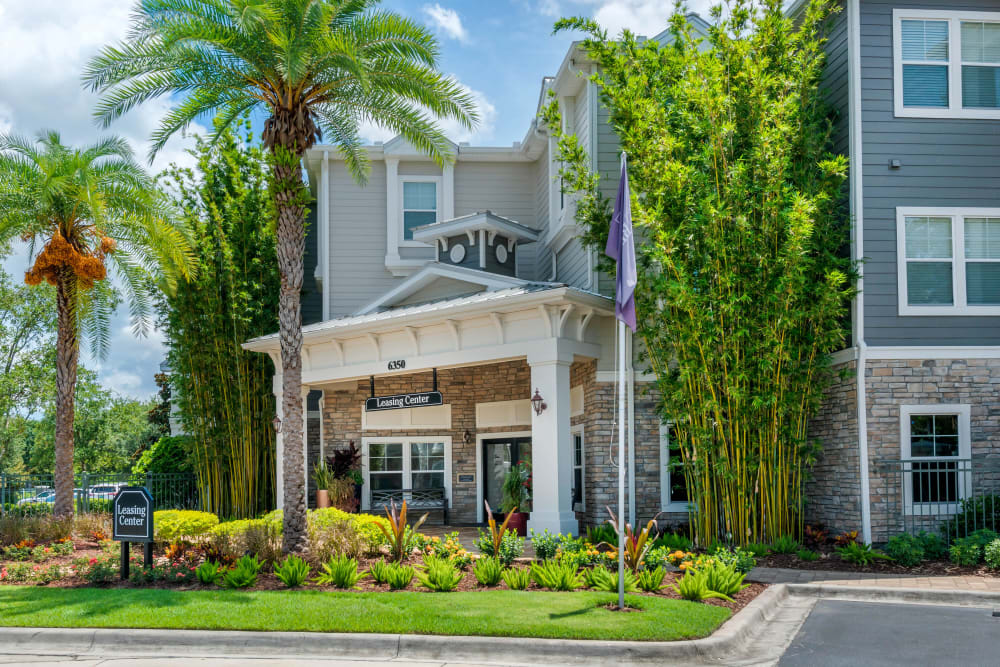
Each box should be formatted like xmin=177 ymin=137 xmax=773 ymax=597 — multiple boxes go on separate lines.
xmin=750 ymin=566 xmax=1000 ymax=591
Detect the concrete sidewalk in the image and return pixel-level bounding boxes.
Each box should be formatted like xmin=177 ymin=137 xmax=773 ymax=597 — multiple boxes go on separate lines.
xmin=750 ymin=566 xmax=1000 ymax=592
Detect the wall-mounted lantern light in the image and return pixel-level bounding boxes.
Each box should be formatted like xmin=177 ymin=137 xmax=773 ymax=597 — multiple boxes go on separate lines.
xmin=272 ymin=415 xmax=282 ymax=434
xmin=531 ymin=388 xmax=547 ymax=416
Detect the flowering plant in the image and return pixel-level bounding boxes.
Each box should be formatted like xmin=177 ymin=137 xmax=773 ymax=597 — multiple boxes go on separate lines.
xmin=425 ymin=532 xmax=472 ymax=569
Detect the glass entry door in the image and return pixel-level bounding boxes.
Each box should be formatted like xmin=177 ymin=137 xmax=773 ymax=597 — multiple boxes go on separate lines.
xmin=482 ymin=437 xmax=531 ymax=514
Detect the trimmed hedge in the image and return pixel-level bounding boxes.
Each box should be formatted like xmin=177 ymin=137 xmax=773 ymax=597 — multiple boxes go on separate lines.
xmin=154 ymin=510 xmax=220 ymax=542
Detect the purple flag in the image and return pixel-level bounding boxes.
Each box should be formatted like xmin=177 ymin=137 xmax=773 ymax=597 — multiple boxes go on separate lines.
xmin=605 ymin=154 xmax=637 ymax=331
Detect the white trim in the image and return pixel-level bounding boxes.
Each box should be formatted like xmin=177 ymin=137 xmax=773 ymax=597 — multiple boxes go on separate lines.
xmin=399 ymin=174 xmax=442 ymax=248
xmin=849 ymin=0 xmax=872 ymax=546
xmin=355 ymin=263 xmax=532 ymax=315
xmin=868 ymin=346 xmax=1000 ymax=359
xmin=659 ymin=422 xmax=691 ymax=513
xmin=361 ymin=436 xmax=453 ymax=512
xmin=896 ymin=207 xmax=1000 ymax=316
xmin=572 ymin=424 xmax=585 ymax=513
xmin=319 ymin=150 xmax=330 ymax=320
xmin=892 ymin=9 xmax=1000 ymax=120
xmin=474 ymin=430 xmax=532 ymax=523
xmin=899 ymin=404 xmax=972 ymax=515
xmin=595 ymin=370 xmax=656 ymax=383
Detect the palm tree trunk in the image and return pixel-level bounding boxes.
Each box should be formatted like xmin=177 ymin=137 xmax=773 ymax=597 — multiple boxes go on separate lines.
xmin=53 ymin=271 xmax=79 ymax=519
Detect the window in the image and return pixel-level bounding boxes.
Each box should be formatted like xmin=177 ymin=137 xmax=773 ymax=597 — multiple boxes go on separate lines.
xmin=572 ymin=428 xmax=585 ymax=511
xmin=897 ymin=208 xmax=1000 ymax=315
xmin=362 ymin=437 xmax=451 ymax=509
xmin=894 ymin=10 xmax=1000 ymax=119
xmin=900 ymin=405 xmax=971 ymax=515
xmin=401 ymin=180 xmax=438 ymax=241
xmin=659 ymin=423 xmax=690 ymax=513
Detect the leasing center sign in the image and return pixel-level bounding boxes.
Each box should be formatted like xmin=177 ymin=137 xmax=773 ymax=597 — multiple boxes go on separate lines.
xmin=113 ymin=487 xmax=154 ymax=543
xmin=365 ymin=391 xmax=443 ymax=412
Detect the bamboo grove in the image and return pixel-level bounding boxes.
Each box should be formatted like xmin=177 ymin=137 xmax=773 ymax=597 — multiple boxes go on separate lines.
xmin=545 ymin=0 xmax=856 ymax=545
xmin=158 ymin=124 xmax=279 ymax=518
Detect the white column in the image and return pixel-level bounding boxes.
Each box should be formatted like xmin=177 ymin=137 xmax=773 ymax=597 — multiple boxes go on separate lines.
xmin=527 ymin=343 xmax=578 ymax=536
xmin=442 ymin=162 xmax=455 ymax=222
xmin=274 ymin=384 xmax=284 ymax=511
xmin=302 ymin=386 xmax=311 ymax=504
xmin=385 ymin=158 xmax=400 ymax=259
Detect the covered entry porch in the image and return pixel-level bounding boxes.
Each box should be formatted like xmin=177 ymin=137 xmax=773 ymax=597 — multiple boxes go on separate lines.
xmin=245 ymin=284 xmax=612 ymax=535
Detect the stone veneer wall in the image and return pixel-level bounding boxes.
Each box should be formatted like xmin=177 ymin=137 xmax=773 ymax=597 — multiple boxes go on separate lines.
xmin=804 ymin=360 xmax=861 ymax=535
xmin=865 ymin=357 xmax=1000 ymax=543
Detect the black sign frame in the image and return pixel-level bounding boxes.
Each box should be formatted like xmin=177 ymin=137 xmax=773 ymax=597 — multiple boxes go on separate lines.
xmin=365 ymin=390 xmax=443 ymax=412
xmin=113 ymin=486 xmax=154 ymax=543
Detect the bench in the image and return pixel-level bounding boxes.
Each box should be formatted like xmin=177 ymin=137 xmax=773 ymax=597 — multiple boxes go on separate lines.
xmin=371 ymin=488 xmax=449 ymax=524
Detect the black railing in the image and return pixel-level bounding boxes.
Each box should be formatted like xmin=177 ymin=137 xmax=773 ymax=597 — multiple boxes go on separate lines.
xmin=872 ymin=458 xmax=1000 ymax=542
xmin=0 ymin=472 xmax=202 ymax=514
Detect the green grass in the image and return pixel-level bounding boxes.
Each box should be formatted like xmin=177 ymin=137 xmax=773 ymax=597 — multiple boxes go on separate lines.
xmin=0 ymin=587 xmax=729 ymax=641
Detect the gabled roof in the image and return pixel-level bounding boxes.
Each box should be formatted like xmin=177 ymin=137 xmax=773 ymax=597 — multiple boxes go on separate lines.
xmin=355 ymin=263 xmax=555 ymax=315
xmin=411 ymin=211 xmax=540 ymax=245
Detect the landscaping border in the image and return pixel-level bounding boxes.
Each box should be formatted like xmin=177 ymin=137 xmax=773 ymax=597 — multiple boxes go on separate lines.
xmin=0 ymin=585 xmax=788 ymax=665
xmin=786 ymin=583 xmax=1000 ymax=607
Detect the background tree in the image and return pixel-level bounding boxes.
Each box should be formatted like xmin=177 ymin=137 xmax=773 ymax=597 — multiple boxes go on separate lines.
xmin=546 ymin=0 xmax=855 ymax=544
xmin=0 ymin=131 xmax=194 ymax=516
xmin=86 ymin=0 xmax=478 ymax=552
xmin=157 ymin=123 xmax=278 ymax=518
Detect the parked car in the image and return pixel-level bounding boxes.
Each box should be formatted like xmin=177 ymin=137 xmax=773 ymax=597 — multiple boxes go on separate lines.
xmin=86 ymin=484 xmax=126 ymax=501
xmin=16 ymin=490 xmax=55 ymax=506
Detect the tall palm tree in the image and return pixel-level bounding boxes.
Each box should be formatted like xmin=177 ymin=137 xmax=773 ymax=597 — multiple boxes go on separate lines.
xmin=0 ymin=131 xmax=194 ymax=518
xmin=83 ymin=0 xmax=478 ymax=553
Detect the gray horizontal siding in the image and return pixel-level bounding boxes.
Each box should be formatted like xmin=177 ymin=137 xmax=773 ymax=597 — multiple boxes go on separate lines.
xmin=860 ymin=0 xmax=1000 ymax=347
xmin=556 ymin=237 xmax=590 ymax=286
xmin=454 ymin=162 xmax=536 ymax=226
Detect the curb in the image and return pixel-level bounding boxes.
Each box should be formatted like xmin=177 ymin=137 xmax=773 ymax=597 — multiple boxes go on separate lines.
xmin=0 ymin=586 xmax=789 ymax=665
xmin=786 ymin=583 xmax=1000 ymax=607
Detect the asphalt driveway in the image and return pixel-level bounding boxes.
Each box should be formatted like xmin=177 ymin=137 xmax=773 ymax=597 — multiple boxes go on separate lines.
xmin=779 ymin=600 xmax=1000 ymax=667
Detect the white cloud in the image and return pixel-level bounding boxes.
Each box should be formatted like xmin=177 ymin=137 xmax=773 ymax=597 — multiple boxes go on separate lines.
xmin=527 ymin=0 xmax=719 ymax=38
xmin=421 ymin=4 xmax=469 ymax=43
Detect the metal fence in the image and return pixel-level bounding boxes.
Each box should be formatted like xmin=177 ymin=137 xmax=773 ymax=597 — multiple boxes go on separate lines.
xmin=872 ymin=458 xmax=1000 ymax=542
xmin=0 ymin=472 xmax=202 ymax=514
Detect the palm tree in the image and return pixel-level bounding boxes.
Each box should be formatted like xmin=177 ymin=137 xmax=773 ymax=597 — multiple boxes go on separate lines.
xmin=83 ymin=0 xmax=478 ymax=553
xmin=0 ymin=131 xmax=194 ymax=518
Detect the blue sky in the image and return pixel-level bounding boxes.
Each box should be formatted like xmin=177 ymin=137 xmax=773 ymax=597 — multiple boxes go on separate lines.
xmin=0 ymin=0 xmax=713 ymax=401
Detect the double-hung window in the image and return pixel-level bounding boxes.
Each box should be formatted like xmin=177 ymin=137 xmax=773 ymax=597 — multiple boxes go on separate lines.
xmin=894 ymin=10 xmax=1000 ymax=118
xmin=571 ymin=428 xmax=585 ymax=512
xmin=363 ymin=437 xmax=451 ymax=509
xmin=659 ymin=423 xmax=691 ymax=513
xmin=401 ymin=180 xmax=438 ymax=242
xmin=898 ymin=208 xmax=1000 ymax=315
xmin=900 ymin=405 xmax=971 ymax=515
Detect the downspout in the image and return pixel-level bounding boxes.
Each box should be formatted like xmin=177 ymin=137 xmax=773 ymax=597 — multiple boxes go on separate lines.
xmin=848 ymin=0 xmax=872 ymax=545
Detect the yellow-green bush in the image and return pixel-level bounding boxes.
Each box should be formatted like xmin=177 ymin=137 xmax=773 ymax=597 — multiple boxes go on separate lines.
xmin=211 ymin=508 xmax=391 ymax=555
xmin=154 ymin=510 xmax=219 ymax=542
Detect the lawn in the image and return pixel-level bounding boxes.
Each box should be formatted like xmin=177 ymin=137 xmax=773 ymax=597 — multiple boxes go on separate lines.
xmin=0 ymin=587 xmax=730 ymax=641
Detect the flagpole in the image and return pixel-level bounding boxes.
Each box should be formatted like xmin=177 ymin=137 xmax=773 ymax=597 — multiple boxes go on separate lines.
xmin=617 ymin=317 xmax=626 ymax=610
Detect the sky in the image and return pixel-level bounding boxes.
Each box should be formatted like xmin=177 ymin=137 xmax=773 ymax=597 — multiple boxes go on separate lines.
xmin=0 ymin=0 xmax=716 ymax=401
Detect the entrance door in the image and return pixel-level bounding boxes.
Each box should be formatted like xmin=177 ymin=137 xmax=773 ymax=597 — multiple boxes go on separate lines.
xmin=481 ymin=437 xmax=532 ymax=515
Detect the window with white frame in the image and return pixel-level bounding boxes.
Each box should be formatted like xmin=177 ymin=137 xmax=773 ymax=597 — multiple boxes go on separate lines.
xmin=401 ymin=180 xmax=438 ymax=241
xmin=897 ymin=208 xmax=1000 ymax=315
xmin=894 ymin=10 xmax=1000 ymax=118
xmin=659 ymin=423 xmax=690 ymax=512
xmin=900 ymin=405 xmax=971 ymax=514
xmin=362 ymin=437 xmax=451 ymax=508
xmin=572 ymin=428 xmax=585 ymax=512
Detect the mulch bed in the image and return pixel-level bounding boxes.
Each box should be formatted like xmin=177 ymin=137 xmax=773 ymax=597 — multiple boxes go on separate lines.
xmin=758 ymin=551 xmax=999 ymax=577
xmin=1 ymin=539 xmax=767 ymax=616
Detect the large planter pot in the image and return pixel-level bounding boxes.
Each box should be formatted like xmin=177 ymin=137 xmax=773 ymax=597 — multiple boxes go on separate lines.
xmin=506 ymin=511 xmax=529 ymax=537
xmin=316 ymin=489 xmax=330 ymax=509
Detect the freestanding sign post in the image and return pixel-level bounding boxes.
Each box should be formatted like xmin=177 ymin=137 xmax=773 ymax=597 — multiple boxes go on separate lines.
xmin=113 ymin=486 xmax=154 ymax=580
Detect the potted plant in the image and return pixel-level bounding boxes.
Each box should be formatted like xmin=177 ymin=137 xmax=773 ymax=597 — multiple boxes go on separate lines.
xmin=312 ymin=461 xmax=333 ymax=508
xmin=500 ymin=460 xmax=531 ymax=536
xmin=326 ymin=442 xmax=362 ymax=512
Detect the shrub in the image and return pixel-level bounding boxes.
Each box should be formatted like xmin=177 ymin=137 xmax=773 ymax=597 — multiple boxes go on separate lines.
xmin=154 ymin=510 xmax=219 ymax=543
xmin=76 ymin=556 xmax=117 ymax=584
xmin=835 ymin=531 xmax=859 ymax=547
xmin=586 ymin=524 xmax=617 ymax=547
xmin=386 ymin=563 xmax=415 ymax=590
xmin=221 ymin=556 xmax=260 ymax=589
xmin=132 ymin=435 xmax=195 ymax=475
xmin=308 ymin=514 xmax=365 ymax=563
xmin=770 ymin=535 xmax=799 ymax=554
xmin=651 ymin=531 xmax=692 ymax=552
xmin=584 ymin=566 xmax=637 ymax=593
xmin=1 ymin=562 xmax=35 ymax=583
xmin=368 ymin=559 xmax=393 ymax=585
xmin=472 ymin=556 xmax=503 ymax=587
xmin=36 ymin=563 xmax=65 ymax=584
xmin=530 ymin=529 xmax=559 ymax=560
xmin=416 ymin=555 xmax=463 ymax=592
xmin=474 ymin=528 xmax=524 ymax=567
xmin=984 ymin=539 xmax=1000 ymax=570
xmin=804 ymin=525 xmax=829 ymax=548
xmin=671 ymin=570 xmax=733 ymax=602
xmin=274 ymin=555 xmax=310 ymax=588
xmin=837 ymin=541 xmax=889 ymax=566
xmin=1 ymin=515 xmax=73 ymax=547
xmin=314 ymin=555 xmax=365 ymax=589
xmin=379 ymin=501 xmax=428 ymax=562
xmin=501 ymin=567 xmax=531 ymax=590
xmin=210 ymin=516 xmax=281 ymax=565
xmin=796 ymin=549 xmax=820 ymax=562
xmin=949 ymin=539 xmax=981 ymax=566
xmin=195 ymin=561 xmax=224 ymax=585
xmin=700 ymin=562 xmax=750 ymax=598
xmin=745 ymin=543 xmax=772 ymax=558
xmin=916 ymin=531 xmax=948 ymax=560
xmin=637 ymin=566 xmax=667 ymax=592
xmin=710 ymin=546 xmax=757 ymax=574
xmin=425 ymin=531 xmax=472 ymax=569
xmin=643 ymin=545 xmax=671 ymax=571
xmin=885 ymin=533 xmax=925 ymax=567
xmin=530 ymin=560 xmax=583 ymax=591
xmin=966 ymin=529 xmax=999 ymax=548
xmin=940 ymin=495 xmax=1000 ymax=541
